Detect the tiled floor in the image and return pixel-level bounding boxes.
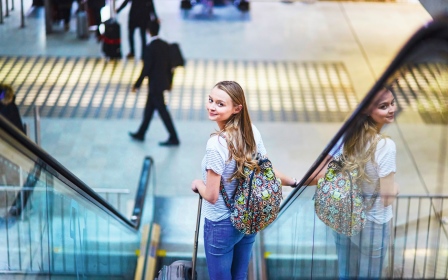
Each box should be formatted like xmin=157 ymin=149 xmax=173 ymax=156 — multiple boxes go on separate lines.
xmin=1 ymin=56 xmax=358 ymax=121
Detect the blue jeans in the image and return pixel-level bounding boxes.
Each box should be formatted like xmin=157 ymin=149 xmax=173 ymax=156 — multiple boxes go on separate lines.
xmin=204 ymin=217 xmax=256 ymax=280
xmin=332 ymin=220 xmax=391 ymax=280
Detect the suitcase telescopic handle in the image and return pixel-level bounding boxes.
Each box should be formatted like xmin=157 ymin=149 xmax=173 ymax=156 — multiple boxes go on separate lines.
xmin=191 ymin=195 xmax=202 ymax=280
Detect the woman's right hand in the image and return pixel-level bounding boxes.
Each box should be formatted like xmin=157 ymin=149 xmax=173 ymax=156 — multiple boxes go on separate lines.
xmin=191 ymin=179 xmax=200 ymax=193
xmin=380 ymin=173 xmax=398 ymax=207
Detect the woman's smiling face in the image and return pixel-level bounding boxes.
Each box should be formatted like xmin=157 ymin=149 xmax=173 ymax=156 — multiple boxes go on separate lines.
xmin=207 ymin=87 xmax=241 ymax=129
xmin=370 ymin=89 xmax=396 ymax=130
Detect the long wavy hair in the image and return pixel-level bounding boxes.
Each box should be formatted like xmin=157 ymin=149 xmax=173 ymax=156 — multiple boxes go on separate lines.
xmin=342 ymin=88 xmax=391 ymax=182
xmin=212 ymin=81 xmax=258 ymax=180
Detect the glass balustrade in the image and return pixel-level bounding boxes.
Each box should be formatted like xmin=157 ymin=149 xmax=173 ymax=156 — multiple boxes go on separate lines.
xmin=262 ymin=16 xmax=448 ymax=280
xmin=0 ymin=120 xmax=140 ymax=279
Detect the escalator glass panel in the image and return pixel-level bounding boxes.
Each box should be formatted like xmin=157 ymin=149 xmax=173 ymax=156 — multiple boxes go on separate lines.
xmin=0 ymin=123 xmax=140 ymax=279
xmin=263 ymin=16 xmax=448 ymax=280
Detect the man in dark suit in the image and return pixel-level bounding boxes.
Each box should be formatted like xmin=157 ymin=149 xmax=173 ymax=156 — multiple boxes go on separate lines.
xmin=129 ymin=20 xmax=180 ymax=146
xmin=116 ymin=0 xmax=157 ymax=59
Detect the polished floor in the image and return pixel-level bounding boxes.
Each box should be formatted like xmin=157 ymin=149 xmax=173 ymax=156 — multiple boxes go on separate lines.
xmin=0 ymin=0 xmax=433 ymax=198
xmin=0 ymin=0 xmax=437 ymax=271
xmin=1 ymin=56 xmax=357 ymax=121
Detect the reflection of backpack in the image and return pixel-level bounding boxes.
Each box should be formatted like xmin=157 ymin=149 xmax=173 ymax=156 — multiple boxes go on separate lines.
xmin=220 ymin=154 xmax=282 ymax=234
xmin=315 ymin=155 xmax=377 ymax=236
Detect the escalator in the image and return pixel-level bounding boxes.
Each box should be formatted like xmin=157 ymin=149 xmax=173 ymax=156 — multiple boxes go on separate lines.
xmin=1 ymin=11 xmax=448 ymax=280
xmin=259 ymin=13 xmax=448 ymax=279
xmin=146 ymin=12 xmax=448 ymax=280
xmin=0 ymin=112 xmax=154 ymax=279
xmin=146 ymin=13 xmax=448 ymax=279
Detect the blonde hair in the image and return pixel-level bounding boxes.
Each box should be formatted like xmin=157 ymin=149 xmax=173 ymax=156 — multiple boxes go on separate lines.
xmin=212 ymin=81 xmax=258 ymax=180
xmin=342 ymin=88 xmax=391 ymax=182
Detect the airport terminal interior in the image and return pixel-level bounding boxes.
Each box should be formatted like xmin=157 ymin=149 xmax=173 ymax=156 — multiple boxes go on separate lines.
xmin=1 ymin=0 xmax=448 ymax=278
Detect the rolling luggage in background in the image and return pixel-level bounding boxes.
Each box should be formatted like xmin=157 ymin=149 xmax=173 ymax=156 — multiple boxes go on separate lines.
xmin=155 ymin=196 xmax=202 ymax=280
xmin=102 ymin=19 xmax=122 ymax=59
xmin=76 ymin=11 xmax=89 ymax=39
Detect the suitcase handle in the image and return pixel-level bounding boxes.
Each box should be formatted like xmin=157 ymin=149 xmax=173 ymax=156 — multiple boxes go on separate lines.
xmin=191 ymin=195 xmax=202 ymax=280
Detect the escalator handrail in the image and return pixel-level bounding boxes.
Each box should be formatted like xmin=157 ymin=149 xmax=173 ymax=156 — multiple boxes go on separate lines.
xmin=131 ymin=155 xmax=154 ymax=228
xmin=279 ymin=14 xmax=448 ymax=214
xmin=0 ymin=115 xmax=138 ymax=230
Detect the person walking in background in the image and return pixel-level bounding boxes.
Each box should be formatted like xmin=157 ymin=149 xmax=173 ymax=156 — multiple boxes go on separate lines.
xmin=129 ymin=20 xmax=179 ymax=146
xmin=87 ymin=0 xmax=105 ymax=40
xmin=327 ymin=86 xmax=399 ymax=279
xmin=0 ymin=84 xmax=25 ymax=133
xmin=116 ymin=0 xmax=157 ymax=59
xmin=191 ymin=81 xmax=299 ymax=280
xmin=53 ymin=0 xmax=75 ymax=31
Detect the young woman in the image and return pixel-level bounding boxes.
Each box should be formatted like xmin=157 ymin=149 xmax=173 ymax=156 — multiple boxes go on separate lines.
xmin=331 ymin=87 xmax=399 ymax=279
xmin=191 ymin=81 xmax=298 ymax=279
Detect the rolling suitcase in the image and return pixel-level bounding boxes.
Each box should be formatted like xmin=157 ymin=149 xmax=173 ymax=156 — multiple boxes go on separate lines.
xmin=102 ymin=19 xmax=122 ymax=59
xmin=155 ymin=196 xmax=202 ymax=280
xmin=76 ymin=11 xmax=89 ymax=39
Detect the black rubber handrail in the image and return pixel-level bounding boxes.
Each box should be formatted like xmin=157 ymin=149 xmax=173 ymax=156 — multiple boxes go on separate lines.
xmin=131 ymin=156 xmax=154 ymax=228
xmin=0 ymin=115 xmax=138 ymax=230
xmin=279 ymin=14 xmax=448 ymax=214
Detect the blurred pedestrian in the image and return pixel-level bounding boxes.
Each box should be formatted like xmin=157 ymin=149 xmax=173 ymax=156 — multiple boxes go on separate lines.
xmin=53 ymin=0 xmax=75 ymax=31
xmin=116 ymin=0 xmax=158 ymax=59
xmin=129 ymin=20 xmax=179 ymax=146
xmin=87 ymin=0 xmax=106 ymax=39
xmin=0 ymin=84 xmax=25 ymax=133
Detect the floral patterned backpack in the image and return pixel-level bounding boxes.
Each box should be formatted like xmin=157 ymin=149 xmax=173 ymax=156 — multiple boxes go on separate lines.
xmin=220 ymin=153 xmax=282 ymax=234
xmin=314 ymin=155 xmax=378 ymax=237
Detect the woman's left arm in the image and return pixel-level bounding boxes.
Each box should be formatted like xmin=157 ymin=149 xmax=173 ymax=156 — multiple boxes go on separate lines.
xmin=379 ymin=172 xmax=399 ymax=207
xmin=273 ymin=168 xmax=298 ymax=188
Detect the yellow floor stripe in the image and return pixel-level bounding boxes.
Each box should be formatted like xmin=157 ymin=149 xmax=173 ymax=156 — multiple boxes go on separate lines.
xmin=0 ymin=56 xmax=359 ymax=122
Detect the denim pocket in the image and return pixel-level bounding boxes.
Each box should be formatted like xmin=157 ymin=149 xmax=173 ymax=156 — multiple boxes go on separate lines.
xmin=206 ymin=218 xmax=242 ymax=252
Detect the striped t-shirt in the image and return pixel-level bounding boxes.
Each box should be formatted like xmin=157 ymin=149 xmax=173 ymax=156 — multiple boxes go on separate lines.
xmin=201 ymin=125 xmax=267 ymax=222
xmin=363 ymin=137 xmax=396 ymax=224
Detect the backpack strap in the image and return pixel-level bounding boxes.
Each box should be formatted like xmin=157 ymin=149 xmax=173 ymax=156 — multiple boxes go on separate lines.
xmin=220 ymin=155 xmax=261 ymax=210
xmin=220 ymin=180 xmax=232 ymax=209
xmin=365 ymin=183 xmax=381 ymax=210
xmin=337 ymin=154 xmax=381 ymax=210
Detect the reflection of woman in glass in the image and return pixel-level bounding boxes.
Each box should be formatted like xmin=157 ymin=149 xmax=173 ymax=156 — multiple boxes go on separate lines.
xmin=332 ymin=87 xmax=399 ymax=280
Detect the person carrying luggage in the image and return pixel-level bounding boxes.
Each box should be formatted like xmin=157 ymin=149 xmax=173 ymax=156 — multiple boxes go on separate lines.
xmin=53 ymin=0 xmax=74 ymax=31
xmin=87 ymin=0 xmax=105 ymax=40
xmin=129 ymin=20 xmax=180 ymax=146
xmin=190 ymin=81 xmax=298 ymax=279
xmin=116 ymin=0 xmax=158 ymax=59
